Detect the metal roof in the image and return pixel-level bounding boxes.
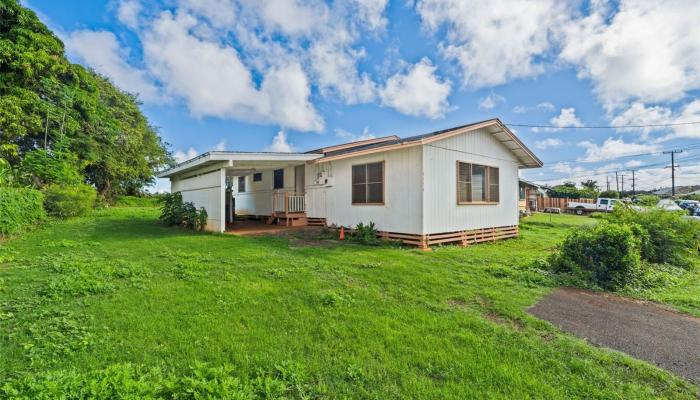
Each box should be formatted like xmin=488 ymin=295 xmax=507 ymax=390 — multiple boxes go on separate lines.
xmin=157 ymin=118 xmax=543 ymax=178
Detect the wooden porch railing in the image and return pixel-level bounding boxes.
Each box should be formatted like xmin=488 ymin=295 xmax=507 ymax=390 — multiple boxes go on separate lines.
xmin=272 ymin=191 xmax=306 ymax=214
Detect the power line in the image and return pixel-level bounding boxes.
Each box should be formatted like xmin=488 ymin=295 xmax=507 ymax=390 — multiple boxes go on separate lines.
xmin=532 ymin=153 xmax=700 ymax=183
xmin=536 ymin=143 xmax=700 ymax=168
xmin=506 ymin=121 xmax=700 ymax=129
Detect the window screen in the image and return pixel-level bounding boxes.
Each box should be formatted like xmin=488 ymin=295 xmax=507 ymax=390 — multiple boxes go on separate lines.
xmin=457 ymin=162 xmax=499 ymax=204
xmin=238 ymin=176 xmax=245 ymax=193
xmin=352 ymin=162 xmax=384 ymax=204
xmin=273 ymin=169 xmax=284 ymax=189
xmin=253 ymin=173 xmax=262 ymax=182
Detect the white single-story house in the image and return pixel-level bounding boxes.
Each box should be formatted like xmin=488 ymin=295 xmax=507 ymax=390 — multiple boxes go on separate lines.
xmin=157 ymin=119 xmax=543 ymax=248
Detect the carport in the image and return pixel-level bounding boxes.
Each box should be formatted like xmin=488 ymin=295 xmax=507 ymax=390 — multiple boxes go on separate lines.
xmin=157 ymin=151 xmax=322 ymax=232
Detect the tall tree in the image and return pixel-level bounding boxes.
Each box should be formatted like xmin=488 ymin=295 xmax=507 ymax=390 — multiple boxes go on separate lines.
xmin=0 ymin=0 xmax=172 ymax=198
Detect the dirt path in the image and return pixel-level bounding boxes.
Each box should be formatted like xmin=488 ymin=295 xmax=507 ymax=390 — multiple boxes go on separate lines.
xmin=528 ymin=287 xmax=700 ymax=384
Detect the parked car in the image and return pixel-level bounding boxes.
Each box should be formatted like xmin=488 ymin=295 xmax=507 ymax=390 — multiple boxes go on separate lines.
xmin=567 ymin=198 xmax=621 ymax=215
xmin=678 ymin=200 xmax=699 ymax=210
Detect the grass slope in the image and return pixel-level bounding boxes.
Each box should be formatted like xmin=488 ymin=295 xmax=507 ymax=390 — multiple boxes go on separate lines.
xmin=0 ymin=208 xmax=697 ymax=398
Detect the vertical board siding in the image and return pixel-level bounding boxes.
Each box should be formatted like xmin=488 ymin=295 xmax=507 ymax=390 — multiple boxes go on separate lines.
xmin=305 ymin=146 xmax=423 ymax=233
xmin=171 ymin=168 xmax=224 ymax=232
xmin=233 ymin=165 xmax=297 ymax=216
xmin=422 ymin=128 xmax=520 ymax=234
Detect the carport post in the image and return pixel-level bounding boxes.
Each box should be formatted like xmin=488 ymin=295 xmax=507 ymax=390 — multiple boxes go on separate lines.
xmin=219 ymin=167 xmax=226 ymax=233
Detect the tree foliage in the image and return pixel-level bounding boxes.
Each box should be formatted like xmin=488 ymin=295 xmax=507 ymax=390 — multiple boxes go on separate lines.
xmin=0 ymin=0 xmax=172 ymax=198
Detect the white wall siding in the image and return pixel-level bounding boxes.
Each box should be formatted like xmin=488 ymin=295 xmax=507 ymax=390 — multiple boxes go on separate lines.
xmin=171 ymin=168 xmax=225 ymax=232
xmin=422 ymin=128 xmax=520 ymax=234
xmin=233 ymin=165 xmax=297 ymax=216
xmin=306 ymin=146 xmax=423 ymax=233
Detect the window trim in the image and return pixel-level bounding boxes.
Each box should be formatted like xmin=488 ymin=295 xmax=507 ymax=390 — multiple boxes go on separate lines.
xmin=351 ymin=161 xmax=385 ymax=206
xmin=456 ymin=161 xmax=500 ymax=205
xmin=238 ymin=176 xmax=246 ymax=193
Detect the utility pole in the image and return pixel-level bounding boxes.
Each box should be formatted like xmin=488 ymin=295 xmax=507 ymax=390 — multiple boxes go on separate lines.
xmin=620 ymin=174 xmax=626 ymax=197
xmin=615 ymin=171 xmax=620 ymax=196
xmin=606 ymin=176 xmax=610 ymax=191
xmin=631 ymin=169 xmax=636 ymax=196
xmin=664 ymin=150 xmax=683 ymax=196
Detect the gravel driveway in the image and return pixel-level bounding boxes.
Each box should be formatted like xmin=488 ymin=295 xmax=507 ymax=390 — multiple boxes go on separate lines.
xmin=528 ymin=287 xmax=700 ymax=384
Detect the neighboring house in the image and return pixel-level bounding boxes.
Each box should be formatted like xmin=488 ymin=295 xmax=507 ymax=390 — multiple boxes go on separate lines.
xmin=518 ymin=179 xmax=542 ymax=213
xmin=157 ymin=119 xmax=543 ymax=248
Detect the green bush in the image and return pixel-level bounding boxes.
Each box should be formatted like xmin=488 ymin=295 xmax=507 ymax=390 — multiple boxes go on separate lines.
xmin=43 ymin=184 xmax=97 ymax=218
xmin=159 ymin=192 xmax=208 ymax=231
xmin=0 ymin=188 xmax=46 ymax=236
xmin=114 ymin=195 xmax=162 ymax=207
xmin=604 ymin=208 xmax=699 ymax=267
xmin=598 ymin=190 xmax=620 ymax=199
xmin=352 ymin=221 xmax=379 ymax=245
xmin=634 ymin=194 xmax=659 ymax=206
xmin=550 ymin=221 xmax=642 ymax=290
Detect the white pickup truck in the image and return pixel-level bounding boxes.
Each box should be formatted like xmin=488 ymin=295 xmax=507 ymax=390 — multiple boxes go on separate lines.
xmin=568 ymin=198 xmax=621 ymax=215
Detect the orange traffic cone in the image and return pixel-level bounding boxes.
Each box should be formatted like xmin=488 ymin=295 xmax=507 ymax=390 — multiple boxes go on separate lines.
xmin=339 ymin=226 xmax=345 ymax=240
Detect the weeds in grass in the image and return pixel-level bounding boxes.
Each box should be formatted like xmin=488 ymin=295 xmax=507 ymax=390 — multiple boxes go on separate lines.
xmin=1 ymin=362 xmax=324 ymax=399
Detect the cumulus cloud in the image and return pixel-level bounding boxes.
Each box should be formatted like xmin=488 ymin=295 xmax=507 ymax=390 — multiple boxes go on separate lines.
xmin=535 ymin=138 xmax=563 ymax=150
xmin=577 ymin=137 xmax=660 ymax=162
xmin=416 ymin=0 xmax=574 ymax=87
xmin=173 ymin=147 xmax=198 ymax=163
xmin=142 ymin=11 xmax=323 ymax=131
xmin=63 ymin=30 xmax=160 ymax=102
xmin=116 ymin=0 xmax=142 ymax=29
xmin=609 ymin=100 xmax=700 ymax=141
xmin=265 ymin=131 xmax=296 ymax=152
xmin=478 ymin=92 xmax=505 ymax=110
xmin=560 ymin=0 xmax=700 ymax=109
xmin=551 ymin=107 xmax=584 ymax=128
xmin=379 ymin=58 xmax=452 ymax=118
xmin=335 ymin=126 xmax=375 ymax=142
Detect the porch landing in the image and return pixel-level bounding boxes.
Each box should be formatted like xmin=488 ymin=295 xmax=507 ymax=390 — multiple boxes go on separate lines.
xmin=225 ymin=220 xmax=320 ymax=236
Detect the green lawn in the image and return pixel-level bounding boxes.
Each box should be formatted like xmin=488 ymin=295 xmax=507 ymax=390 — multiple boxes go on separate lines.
xmin=0 ymin=208 xmax=697 ymax=398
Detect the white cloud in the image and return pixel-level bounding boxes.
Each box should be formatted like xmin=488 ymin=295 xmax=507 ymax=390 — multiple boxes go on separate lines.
xmin=174 ymin=147 xmax=198 ymax=163
xmin=609 ymin=100 xmax=700 ymax=141
xmin=577 ymin=137 xmax=659 ymax=162
xmin=335 ymin=126 xmax=375 ymax=142
xmin=560 ymin=0 xmax=700 ymax=109
xmin=116 ymin=0 xmax=142 ymax=29
xmin=535 ymin=138 xmax=563 ymax=150
xmin=351 ymin=0 xmax=389 ymax=31
xmin=379 ymin=58 xmax=452 ymax=118
xmin=179 ymin=0 xmax=238 ymax=28
xmin=513 ymin=102 xmax=555 ymax=114
xmin=658 ymin=100 xmax=700 ymax=141
xmin=416 ymin=0 xmax=574 ymax=87
xmin=63 ymin=30 xmax=160 ymax=102
xmin=265 ymin=131 xmax=296 ymax=152
xmin=210 ymin=140 xmax=226 ymax=151
xmin=142 ymin=11 xmax=323 ymax=131
xmin=626 ymin=159 xmax=643 ymax=168
xmin=551 ymin=107 xmax=584 ymax=128
xmin=309 ymin=39 xmax=377 ymax=104
xmin=610 ymin=102 xmax=674 ymax=138
xmin=478 ymin=92 xmax=505 ymax=110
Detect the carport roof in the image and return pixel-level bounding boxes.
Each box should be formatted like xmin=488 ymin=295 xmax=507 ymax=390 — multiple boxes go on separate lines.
xmin=156 ymin=151 xmax=322 ymax=178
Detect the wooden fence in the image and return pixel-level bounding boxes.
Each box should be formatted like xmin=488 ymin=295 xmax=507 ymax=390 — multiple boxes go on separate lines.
xmin=536 ymin=196 xmax=594 ymax=211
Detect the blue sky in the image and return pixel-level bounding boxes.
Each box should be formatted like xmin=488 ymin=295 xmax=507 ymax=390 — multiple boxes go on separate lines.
xmin=25 ymin=0 xmax=700 ymax=192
